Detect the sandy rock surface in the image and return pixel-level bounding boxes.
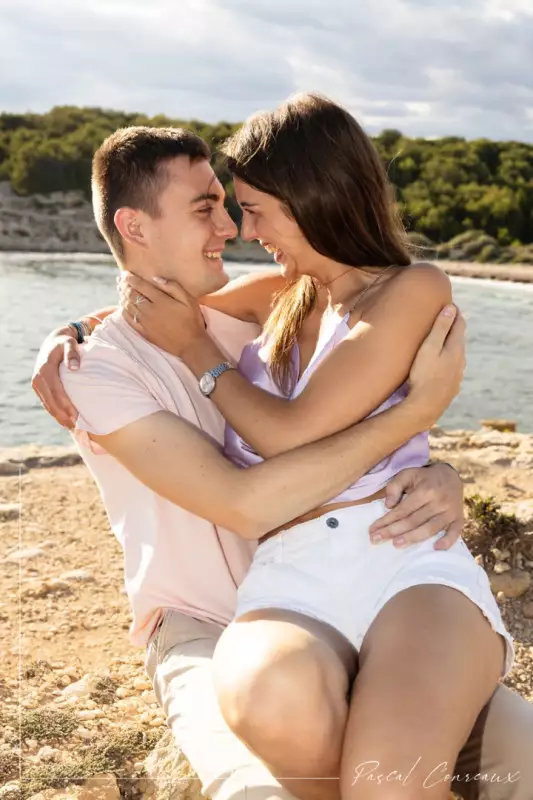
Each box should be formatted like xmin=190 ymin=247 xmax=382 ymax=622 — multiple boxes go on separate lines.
xmin=1 ymin=429 xmax=532 ymax=798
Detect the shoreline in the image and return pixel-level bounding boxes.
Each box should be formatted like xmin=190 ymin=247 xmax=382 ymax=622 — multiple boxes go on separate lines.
xmin=2 ymin=249 xmax=533 ymax=284
xmin=441 ymin=260 xmax=533 ymax=283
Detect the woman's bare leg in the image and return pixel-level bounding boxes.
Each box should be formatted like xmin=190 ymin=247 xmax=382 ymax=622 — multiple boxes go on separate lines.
xmin=212 ymin=608 xmax=356 ymax=800
xmin=339 ymin=585 xmax=505 ymax=800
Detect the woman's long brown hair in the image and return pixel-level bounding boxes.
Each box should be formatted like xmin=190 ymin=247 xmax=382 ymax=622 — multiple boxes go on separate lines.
xmin=221 ymin=93 xmax=412 ymax=394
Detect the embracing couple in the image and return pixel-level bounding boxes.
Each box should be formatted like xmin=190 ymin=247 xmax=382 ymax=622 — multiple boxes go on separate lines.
xmin=33 ymin=93 xmax=533 ymax=800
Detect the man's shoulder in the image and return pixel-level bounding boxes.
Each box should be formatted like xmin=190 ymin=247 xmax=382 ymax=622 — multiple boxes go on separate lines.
xmin=59 ymin=316 xmax=167 ymax=439
xmin=60 ymin=315 xmax=147 ymax=385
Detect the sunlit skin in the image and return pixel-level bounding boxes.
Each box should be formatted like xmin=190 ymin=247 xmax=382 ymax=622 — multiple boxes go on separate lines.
xmin=234 ymin=176 xmax=382 ymax=306
xmin=113 ymin=156 xmax=237 ymax=298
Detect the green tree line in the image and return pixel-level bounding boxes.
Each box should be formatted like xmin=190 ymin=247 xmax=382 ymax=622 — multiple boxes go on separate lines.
xmin=1 ymin=107 xmax=533 ymax=261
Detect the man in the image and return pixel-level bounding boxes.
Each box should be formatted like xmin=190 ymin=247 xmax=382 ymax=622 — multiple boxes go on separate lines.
xmin=33 ymin=126 xmax=533 ymax=800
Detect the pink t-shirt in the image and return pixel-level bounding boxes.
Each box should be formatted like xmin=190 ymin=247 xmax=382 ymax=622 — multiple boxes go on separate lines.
xmin=60 ymin=308 xmax=260 ymax=647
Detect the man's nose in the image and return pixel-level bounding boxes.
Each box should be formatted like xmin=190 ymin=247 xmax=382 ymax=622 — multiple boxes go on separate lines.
xmin=216 ymin=208 xmax=238 ymax=240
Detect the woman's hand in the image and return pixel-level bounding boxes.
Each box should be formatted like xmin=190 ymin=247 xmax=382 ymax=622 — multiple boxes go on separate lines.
xmin=120 ymin=273 xmax=208 ymax=356
xmin=407 ymin=304 xmax=466 ymax=428
xmin=31 ymin=327 xmax=81 ymax=428
xmin=369 ymin=463 xmax=464 ymax=550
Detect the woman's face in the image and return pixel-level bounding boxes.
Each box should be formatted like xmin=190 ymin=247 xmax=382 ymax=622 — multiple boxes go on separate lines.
xmin=234 ymin=177 xmax=315 ymax=280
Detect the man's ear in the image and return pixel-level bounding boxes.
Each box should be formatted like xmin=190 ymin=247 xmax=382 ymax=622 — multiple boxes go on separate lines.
xmin=114 ymin=208 xmax=146 ymax=248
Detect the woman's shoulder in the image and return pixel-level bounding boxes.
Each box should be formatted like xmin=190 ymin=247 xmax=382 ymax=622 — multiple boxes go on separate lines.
xmin=359 ymin=261 xmax=451 ymax=326
xmin=375 ymin=261 xmax=450 ymax=305
xmin=394 ymin=261 xmax=450 ymax=291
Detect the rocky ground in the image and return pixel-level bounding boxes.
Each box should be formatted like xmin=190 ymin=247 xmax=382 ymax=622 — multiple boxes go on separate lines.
xmin=0 ymin=428 xmax=532 ymax=799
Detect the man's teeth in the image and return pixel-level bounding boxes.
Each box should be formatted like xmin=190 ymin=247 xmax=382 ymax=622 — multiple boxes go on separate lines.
xmin=204 ymin=252 xmax=222 ymax=259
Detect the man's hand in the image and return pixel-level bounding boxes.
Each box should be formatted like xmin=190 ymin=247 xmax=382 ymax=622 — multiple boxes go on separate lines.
xmin=120 ymin=272 xmax=207 ymax=357
xmin=369 ymin=463 xmax=464 ymax=550
xmin=31 ymin=328 xmax=81 ymax=428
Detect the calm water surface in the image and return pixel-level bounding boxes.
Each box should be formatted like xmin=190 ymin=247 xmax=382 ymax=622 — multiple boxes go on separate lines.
xmin=1 ymin=253 xmax=532 ymax=447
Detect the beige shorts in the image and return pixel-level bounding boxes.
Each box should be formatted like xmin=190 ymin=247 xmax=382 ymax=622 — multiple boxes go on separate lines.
xmin=144 ymin=608 xmax=297 ymax=800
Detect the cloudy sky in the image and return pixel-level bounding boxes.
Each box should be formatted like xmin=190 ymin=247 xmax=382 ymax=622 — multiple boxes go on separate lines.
xmin=2 ymin=0 xmax=533 ymax=141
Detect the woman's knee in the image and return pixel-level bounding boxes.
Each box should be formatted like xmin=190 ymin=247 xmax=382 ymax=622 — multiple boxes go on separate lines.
xmin=214 ymin=630 xmax=349 ymax=769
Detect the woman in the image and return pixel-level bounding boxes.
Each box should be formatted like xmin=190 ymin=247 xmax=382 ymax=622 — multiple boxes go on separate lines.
xmin=116 ymin=94 xmax=513 ymax=800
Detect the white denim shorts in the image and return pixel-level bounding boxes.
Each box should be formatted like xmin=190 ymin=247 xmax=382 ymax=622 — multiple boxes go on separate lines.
xmin=235 ymin=500 xmax=515 ymax=678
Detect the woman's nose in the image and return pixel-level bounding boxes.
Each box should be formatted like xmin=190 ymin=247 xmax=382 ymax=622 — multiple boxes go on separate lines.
xmin=240 ymin=215 xmax=255 ymax=242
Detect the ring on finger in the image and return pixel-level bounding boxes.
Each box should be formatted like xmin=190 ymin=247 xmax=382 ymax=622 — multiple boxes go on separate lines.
xmin=134 ymin=294 xmax=146 ymax=307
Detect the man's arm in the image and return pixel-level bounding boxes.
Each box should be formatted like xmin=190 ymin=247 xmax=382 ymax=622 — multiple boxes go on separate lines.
xmin=91 ymin=399 xmax=430 ymax=540
xmin=84 ymin=307 xmax=463 ymax=540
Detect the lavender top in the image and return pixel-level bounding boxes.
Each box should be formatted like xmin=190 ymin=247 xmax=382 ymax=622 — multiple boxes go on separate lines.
xmin=224 ymin=307 xmax=430 ymax=502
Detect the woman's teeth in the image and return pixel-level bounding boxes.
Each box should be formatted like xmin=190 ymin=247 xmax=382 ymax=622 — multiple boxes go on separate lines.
xmin=261 ymin=242 xmax=278 ymax=254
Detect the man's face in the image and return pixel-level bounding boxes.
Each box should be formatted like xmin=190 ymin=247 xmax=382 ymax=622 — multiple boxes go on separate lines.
xmin=140 ymin=157 xmax=238 ymax=297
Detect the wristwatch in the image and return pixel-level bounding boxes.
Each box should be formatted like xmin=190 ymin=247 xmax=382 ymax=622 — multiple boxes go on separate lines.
xmin=199 ymin=362 xmax=235 ymax=397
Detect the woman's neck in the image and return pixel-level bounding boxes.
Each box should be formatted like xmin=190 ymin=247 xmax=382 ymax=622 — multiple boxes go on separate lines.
xmin=309 ymin=261 xmax=380 ymax=312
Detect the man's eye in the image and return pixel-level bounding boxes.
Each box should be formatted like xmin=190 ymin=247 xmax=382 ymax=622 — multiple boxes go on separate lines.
xmin=199 ymin=206 xmax=213 ymax=214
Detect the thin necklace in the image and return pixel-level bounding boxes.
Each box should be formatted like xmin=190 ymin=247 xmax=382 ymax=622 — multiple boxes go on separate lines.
xmin=347 ymin=264 xmax=396 ymax=314
xmin=317 ymin=266 xmax=354 ymax=289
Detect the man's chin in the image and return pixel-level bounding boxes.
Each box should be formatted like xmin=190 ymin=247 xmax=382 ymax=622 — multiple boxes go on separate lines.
xmin=197 ymin=268 xmax=230 ymax=297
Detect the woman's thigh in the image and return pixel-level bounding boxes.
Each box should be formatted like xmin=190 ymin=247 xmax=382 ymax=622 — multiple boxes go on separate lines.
xmin=339 ymin=584 xmax=505 ymax=800
xmin=212 ymin=608 xmax=356 ymax=772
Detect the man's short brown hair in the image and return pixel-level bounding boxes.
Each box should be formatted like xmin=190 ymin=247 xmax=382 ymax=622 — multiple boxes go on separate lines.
xmin=92 ymin=126 xmax=211 ymax=259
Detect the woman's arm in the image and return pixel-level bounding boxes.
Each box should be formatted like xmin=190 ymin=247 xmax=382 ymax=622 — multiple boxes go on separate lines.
xmin=199 ymin=269 xmax=286 ymax=324
xmin=124 ymin=264 xmax=453 ymax=459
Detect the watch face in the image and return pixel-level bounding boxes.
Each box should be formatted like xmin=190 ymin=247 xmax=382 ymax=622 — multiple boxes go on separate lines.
xmin=200 ymin=372 xmax=216 ymax=396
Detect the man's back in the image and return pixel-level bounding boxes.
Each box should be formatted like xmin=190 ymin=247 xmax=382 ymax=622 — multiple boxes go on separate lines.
xmin=60 ymin=308 xmax=259 ymax=646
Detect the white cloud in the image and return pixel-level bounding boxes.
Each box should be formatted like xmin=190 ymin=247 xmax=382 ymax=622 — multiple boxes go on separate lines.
xmin=0 ymin=0 xmax=532 ymax=139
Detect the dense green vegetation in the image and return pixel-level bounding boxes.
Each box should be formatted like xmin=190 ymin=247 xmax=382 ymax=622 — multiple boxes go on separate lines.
xmin=1 ymin=106 xmax=533 ymax=263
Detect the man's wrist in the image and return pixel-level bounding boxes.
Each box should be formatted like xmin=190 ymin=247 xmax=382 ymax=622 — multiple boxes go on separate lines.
xmin=53 ymin=324 xmax=78 ymax=341
xmin=424 ymin=460 xmax=459 ymax=475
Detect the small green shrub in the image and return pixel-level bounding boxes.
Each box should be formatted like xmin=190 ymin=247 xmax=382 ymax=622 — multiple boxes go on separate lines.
xmin=89 ymin=676 xmax=119 ymax=705
xmin=22 ymin=660 xmax=53 ymax=680
xmin=19 ymin=708 xmax=78 ymax=742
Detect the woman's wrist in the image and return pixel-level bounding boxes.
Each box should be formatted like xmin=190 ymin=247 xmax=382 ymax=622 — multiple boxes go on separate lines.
xmin=402 ymin=394 xmax=438 ymax=435
xmin=180 ymin=333 xmax=228 ymax=378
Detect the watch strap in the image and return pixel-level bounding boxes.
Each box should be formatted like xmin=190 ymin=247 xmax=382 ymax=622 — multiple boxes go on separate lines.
xmin=209 ymin=362 xmax=234 ymax=379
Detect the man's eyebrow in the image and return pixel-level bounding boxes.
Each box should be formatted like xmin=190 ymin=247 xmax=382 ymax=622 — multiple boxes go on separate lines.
xmin=190 ymin=192 xmax=221 ymax=204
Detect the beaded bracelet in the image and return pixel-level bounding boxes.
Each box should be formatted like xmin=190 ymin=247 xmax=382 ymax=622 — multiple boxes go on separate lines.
xmin=68 ymin=320 xmax=90 ymax=344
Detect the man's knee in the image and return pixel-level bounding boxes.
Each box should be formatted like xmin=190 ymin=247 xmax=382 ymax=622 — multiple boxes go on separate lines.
xmin=454 ymin=685 xmax=533 ymax=799
xmin=215 ymin=645 xmax=346 ymax=770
